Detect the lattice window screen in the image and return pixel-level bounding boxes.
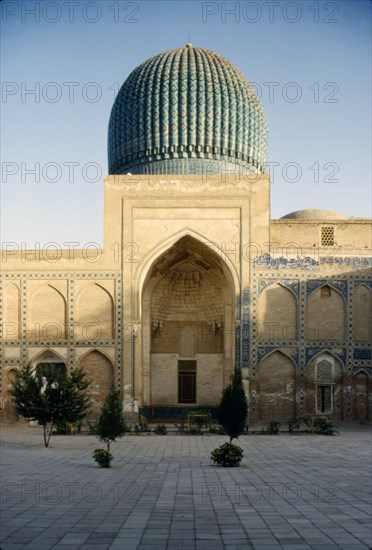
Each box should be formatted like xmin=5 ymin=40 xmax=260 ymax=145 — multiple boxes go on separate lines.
xmin=321 ymin=226 xmax=334 ymax=246
xmin=179 ymin=328 xmax=195 ymax=358
xmin=316 ymin=359 xmax=333 ymax=382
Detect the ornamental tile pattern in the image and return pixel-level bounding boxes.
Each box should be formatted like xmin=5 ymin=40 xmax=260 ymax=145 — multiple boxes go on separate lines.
xmin=108 ymin=45 xmax=268 ymax=175
xmin=306 ymin=279 xmax=348 ymax=299
xmin=253 ymin=253 xmax=319 ymax=269
xmin=257 ymin=278 xmax=299 ymax=297
xmin=353 ymin=348 xmax=372 ymax=360
xmin=354 ymin=280 xmax=372 ymax=289
xmin=305 ymin=347 xmax=346 ymax=366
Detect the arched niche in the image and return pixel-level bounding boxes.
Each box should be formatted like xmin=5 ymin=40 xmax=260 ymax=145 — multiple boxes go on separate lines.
xmin=257 ymin=351 xmax=296 ymax=422
xmin=140 ymin=235 xmax=236 ymax=410
xmin=29 ymin=285 xmax=66 ymax=340
xmin=305 ymin=353 xmax=344 ymax=420
xmin=78 ymin=350 xmax=114 ymax=419
xmin=353 ymin=371 xmax=369 ymax=421
xmin=76 ymin=284 xmax=114 ymax=340
xmin=3 ymin=282 xmax=20 ymax=340
xmin=306 ymin=285 xmax=345 ymax=341
xmin=257 ymin=283 xmax=297 ymax=341
xmin=3 ymin=368 xmax=19 ymax=422
xmin=31 ymin=349 xmax=67 ymax=375
xmin=354 ymin=285 xmax=371 ymax=341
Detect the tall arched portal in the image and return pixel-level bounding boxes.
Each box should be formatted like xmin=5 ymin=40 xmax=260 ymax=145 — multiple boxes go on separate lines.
xmin=140 ymin=236 xmax=236 ymax=418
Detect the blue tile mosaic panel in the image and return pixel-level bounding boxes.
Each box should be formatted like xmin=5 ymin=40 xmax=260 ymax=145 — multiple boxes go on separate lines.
xmin=353 ymin=349 xmax=372 ymax=360
xmin=306 ymin=280 xmax=348 ymax=299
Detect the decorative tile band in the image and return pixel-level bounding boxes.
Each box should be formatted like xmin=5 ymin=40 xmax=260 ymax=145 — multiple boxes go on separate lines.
xmin=253 ymin=254 xmax=372 ymax=271
xmin=305 ymin=347 xmax=346 ymax=365
xmin=258 ymin=279 xmax=299 ymax=297
xmin=306 ymin=280 xmax=348 ymax=299
xmin=352 ymin=367 xmax=371 ymax=375
xmin=353 ymin=349 xmax=372 ymax=360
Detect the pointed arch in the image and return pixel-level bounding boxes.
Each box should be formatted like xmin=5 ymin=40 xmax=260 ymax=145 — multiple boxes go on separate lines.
xmin=76 ymin=283 xmax=114 ymax=340
xmin=353 ymin=371 xmax=369 ymax=421
xmin=257 ymin=282 xmax=297 ymax=341
xmin=29 ymin=284 xmax=66 ymax=340
xmin=134 ymin=229 xmax=239 ymax=319
xmin=305 ymin=349 xmax=345 ymax=370
xmin=30 ymin=349 xmax=67 ymax=377
xmin=306 ymin=285 xmax=345 ymax=341
xmin=305 ymin=352 xmax=344 ymax=420
xmin=30 ymin=348 xmax=66 ymax=366
xmin=354 ymin=284 xmax=371 ymax=341
xmin=77 ymin=346 xmax=114 ymax=364
xmin=258 ymin=348 xmax=296 ymax=366
xmin=78 ymin=350 xmax=114 ymax=419
xmin=3 ymin=368 xmax=19 ymax=422
xmin=257 ymin=350 xmax=296 ymax=421
xmin=3 ymin=282 xmax=20 ymax=340
xmin=139 ymin=233 xmax=236 ymax=410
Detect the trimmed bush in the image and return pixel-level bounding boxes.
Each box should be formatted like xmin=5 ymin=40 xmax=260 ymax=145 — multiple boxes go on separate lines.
xmin=314 ymin=418 xmax=338 ymax=435
xmin=92 ymin=448 xmax=113 ymax=468
xmin=211 ymin=442 xmax=243 ymax=467
xmin=154 ymin=424 xmax=167 ymax=435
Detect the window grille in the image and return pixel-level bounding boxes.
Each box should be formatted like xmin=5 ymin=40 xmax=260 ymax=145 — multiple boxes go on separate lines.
xmin=179 ymin=327 xmax=195 ymax=358
xmin=321 ymin=226 xmax=334 ymax=246
xmin=316 ymin=358 xmax=333 ymax=382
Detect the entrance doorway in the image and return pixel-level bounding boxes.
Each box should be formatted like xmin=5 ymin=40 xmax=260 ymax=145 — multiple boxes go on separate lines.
xmin=178 ymin=360 xmax=197 ymax=403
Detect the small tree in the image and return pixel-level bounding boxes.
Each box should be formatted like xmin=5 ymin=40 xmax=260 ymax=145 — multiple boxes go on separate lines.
xmin=211 ymin=367 xmax=248 ymax=467
xmin=10 ymin=362 xmax=91 ymax=447
xmin=216 ymin=367 xmax=248 ymax=443
xmin=95 ymin=389 xmax=127 ymax=453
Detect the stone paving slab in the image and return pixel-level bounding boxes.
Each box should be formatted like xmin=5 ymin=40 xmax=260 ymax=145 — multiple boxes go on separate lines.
xmin=0 ymin=425 xmax=371 ymax=549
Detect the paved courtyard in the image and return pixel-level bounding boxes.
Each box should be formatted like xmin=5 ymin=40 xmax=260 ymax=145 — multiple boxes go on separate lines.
xmin=0 ymin=425 xmax=371 ymax=550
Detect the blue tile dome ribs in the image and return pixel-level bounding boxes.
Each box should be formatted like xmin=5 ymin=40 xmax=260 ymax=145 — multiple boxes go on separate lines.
xmin=108 ymin=45 xmax=268 ymax=175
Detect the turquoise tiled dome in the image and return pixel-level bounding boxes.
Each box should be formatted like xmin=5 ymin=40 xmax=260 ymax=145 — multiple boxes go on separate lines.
xmin=108 ymin=44 xmax=268 ymax=175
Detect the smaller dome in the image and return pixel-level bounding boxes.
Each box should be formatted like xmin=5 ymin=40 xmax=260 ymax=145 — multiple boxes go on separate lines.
xmin=280 ymin=209 xmax=348 ymax=220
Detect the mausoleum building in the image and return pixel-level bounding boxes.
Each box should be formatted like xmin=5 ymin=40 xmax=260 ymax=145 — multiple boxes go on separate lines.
xmin=1 ymin=45 xmax=371 ymax=424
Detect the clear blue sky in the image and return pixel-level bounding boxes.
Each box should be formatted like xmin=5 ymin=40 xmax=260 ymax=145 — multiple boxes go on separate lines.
xmin=1 ymin=0 xmax=371 ymax=246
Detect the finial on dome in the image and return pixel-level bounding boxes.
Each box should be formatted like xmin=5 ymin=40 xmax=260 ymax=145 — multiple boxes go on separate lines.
xmin=186 ymin=43 xmax=192 ymax=48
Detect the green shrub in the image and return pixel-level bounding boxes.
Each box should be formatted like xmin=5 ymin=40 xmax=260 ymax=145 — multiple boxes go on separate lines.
xmin=260 ymin=421 xmax=280 ymax=434
xmin=188 ymin=425 xmax=202 ymax=435
xmin=288 ymin=417 xmax=307 ymax=433
xmin=175 ymin=419 xmax=187 ymax=433
xmin=87 ymin=421 xmax=97 ymax=435
xmin=154 ymin=424 xmax=167 ymax=435
xmin=314 ymin=418 xmax=338 ymax=435
xmin=92 ymin=448 xmax=113 ymax=468
xmin=211 ymin=442 xmax=243 ymax=467
xmin=208 ymin=423 xmax=225 ymax=434
xmin=138 ymin=415 xmax=150 ymax=432
xmin=54 ymin=421 xmax=72 ymax=435
xmin=133 ymin=422 xmax=149 ymax=434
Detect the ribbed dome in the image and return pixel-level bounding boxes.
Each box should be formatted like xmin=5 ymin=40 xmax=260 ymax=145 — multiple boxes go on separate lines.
xmin=108 ymin=45 xmax=268 ymax=175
